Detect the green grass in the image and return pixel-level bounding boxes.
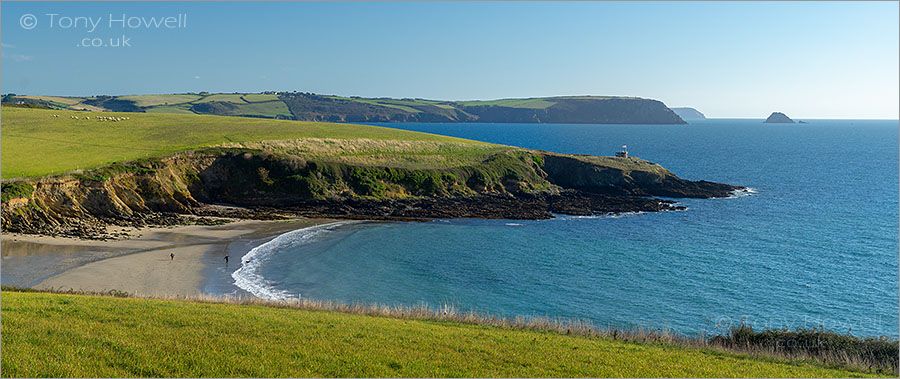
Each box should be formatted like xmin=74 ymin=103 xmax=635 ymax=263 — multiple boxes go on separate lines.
xmin=225 ymin=138 xmax=508 ymax=170
xmin=118 ymin=94 xmax=202 ymax=107
xmin=457 ymin=98 xmax=557 ymax=109
xmin=566 ymin=155 xmax=672 ymax=176
xmin=241 ymin=94 xmax=280 ymax=102
xmin=143 ymin=104 xmax=196 ymax=114
xmin=0 ymin=291 xmax=870 ymax=378
xmin=0 ymin=107 xmax=488 ymax=179
xmin=376 ymin=98 xmax=459 ymax=110
xmin=325 ymin=96 xmax=462 ymax=113
xmin=324 ymin=96 xmax=422 ymax=113
xmin=193 ymin=94 xmax=248 ymax=104
xmin=551 ymin=95 xmax=643 ymax=100
xmin=67 ymin=102 xmax=106 ymax=112
xmin=17 ymin=95 xmax=85 ymax=105
xmin=360 ymin=100 xmax=421 ymax=113
xmin=228 ymin=101 xmax=293 ymax=118
xmin=0 ymin=181 xmax=34 ymax=202
xmin=47 ymin=101 xmax=71 ymax=108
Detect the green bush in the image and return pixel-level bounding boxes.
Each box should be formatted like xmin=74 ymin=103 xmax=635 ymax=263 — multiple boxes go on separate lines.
xmin=1 ymin=181 xmax=34 ymax=202
xmin=710 ymin=323 xmax=899 ymax=374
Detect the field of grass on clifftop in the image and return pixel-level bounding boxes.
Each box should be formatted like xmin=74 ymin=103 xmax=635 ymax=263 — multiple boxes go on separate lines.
xmin=0 ymin=291 xmax=873 ymax=378
xmin=1 ymin=107 xmax=488 ymax=179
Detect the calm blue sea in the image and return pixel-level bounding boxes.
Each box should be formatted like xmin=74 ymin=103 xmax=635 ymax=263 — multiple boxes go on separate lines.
xmin=231 ymin=119 xmax=899 ymax=337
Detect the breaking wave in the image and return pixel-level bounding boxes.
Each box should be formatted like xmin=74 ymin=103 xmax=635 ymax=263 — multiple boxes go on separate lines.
xmin=231 ymin=221 xmax=362 ymax=300
xmin=727 ymin=187 xmax=758 ymax=199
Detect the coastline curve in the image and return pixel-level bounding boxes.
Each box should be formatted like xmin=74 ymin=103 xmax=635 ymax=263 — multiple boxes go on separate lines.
xmin=231 ymin=221 xmax=364 ymax=300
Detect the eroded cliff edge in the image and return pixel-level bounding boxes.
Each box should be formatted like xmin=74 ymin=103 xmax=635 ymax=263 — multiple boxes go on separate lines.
xmin=1 ymin=146 xmax=742 ymax=239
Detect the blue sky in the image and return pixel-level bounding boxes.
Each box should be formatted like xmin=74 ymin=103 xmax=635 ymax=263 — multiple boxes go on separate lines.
xmin=2 ymin=1 xmax=897 ymax=119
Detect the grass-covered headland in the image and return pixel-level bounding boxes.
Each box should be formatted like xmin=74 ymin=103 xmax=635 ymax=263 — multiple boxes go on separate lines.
xmin=1 ymin=288 xmax=894 ymax=377
xmin=2 ymin=107 xmax=734 ymax=239
xmin=4 ymin=91 xmax=687 ymax=124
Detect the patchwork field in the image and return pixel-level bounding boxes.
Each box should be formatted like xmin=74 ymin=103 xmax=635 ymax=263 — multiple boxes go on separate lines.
xmin=457 ymin=98 xmax=557 ymax=109
xmin=17 ymin=95 xmax=84 ymax=105
xmin=241 ymin=93 xmax=280 ymax=102
xmin=143 ymin=104 xmax=195 ymax=114
xmin=192 ymin=93 xmax=248 ymax=104
xmin=4 ymin=92 xmax=686 ymax=124
xmin=118 ymin=94 xmax=203 ymax=107
xmin=221 ymin=101 xmax=293 ymax=118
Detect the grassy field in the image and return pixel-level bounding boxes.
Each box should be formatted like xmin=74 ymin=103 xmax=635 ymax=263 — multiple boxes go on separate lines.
xmin=0 ymin=291 xmax=870 ymax=378
xmin=373 ymin=98 xmax=458 ymax=110
xmin=67 ymin=102 xmax=106 ymax=112
xmin=227 ymin=101 xmax=293 ymax=118
xmin=566 ymin=154 xmax=673 ymax=176
xmin=17 ymin=95 xmax=84 ymax=105
xmin=325 ymin=96 xmax=462 ymax=112
xmin=118 ymin=94 xmax=202 ymax=107
xmin=553 ymin=95 xmax=643 ymax=100
xmin=0 ymin=107 xmax=488 ymax=178
xmin=241 ymin=93 xmax=280 ymax=102
xmin=457 ymin=98 xmax=557 ymax=109
xmin=224 ymin=138 xmax=508 ymax=169
xmin=143 ymin=104 xmax=196 ymax=114
xmin=357 ymin=99 xmax=422 ymax=113
xmin=193 ymin=94 xmax=248 ymax=104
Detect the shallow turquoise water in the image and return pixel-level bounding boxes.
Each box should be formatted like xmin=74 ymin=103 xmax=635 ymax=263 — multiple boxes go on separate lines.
xmin=232 ymin=119 xmax=899 ymax=337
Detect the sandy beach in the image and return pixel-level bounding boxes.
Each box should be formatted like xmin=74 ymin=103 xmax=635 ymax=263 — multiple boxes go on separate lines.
xmin=2 ymin=218 xmax=335 ymax=297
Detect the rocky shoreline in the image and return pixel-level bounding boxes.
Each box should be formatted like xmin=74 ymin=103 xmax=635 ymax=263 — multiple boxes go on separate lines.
xmin=1 ymin=148 xmax=742 ymax=241
xmin=2 ymin=190 xmax=689 ymax=240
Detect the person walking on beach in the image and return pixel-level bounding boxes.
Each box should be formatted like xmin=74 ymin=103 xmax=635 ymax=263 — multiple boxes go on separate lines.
xmin=224 ymin=255 xmax=229 ymax=265
xmin=170 ymin=252 xmax=175 ymax=261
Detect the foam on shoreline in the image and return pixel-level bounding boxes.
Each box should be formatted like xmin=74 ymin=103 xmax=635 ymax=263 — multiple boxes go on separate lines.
xmin=727 ymin=187 xmax=758 ymax=199
xmin=231 ymin=221 xmax=362 ymax=301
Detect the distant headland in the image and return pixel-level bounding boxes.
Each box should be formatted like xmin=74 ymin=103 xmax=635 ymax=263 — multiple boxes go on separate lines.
xmin=2 ymin=92 xmax=687 ymax=125
xmin=671 ymin=107 xmax=706 ymax=121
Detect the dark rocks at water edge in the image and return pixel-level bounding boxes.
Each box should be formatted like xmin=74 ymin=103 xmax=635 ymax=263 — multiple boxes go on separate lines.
xmin=0 ymin=192 xmax=688 ymax=240
xmin=0 ymin=149 xmax=743 ymax=239
xmin=764 ymin=112 xmax=795 ymax=123
xmin=278 ymin=191 xmax=685 ymax=221
xmin=670 ymin=107 xmax=707 ymax=121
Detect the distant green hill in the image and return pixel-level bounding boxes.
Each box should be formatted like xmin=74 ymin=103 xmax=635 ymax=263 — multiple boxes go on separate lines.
xmin=4 ymin=92 xmax=686 ymax=124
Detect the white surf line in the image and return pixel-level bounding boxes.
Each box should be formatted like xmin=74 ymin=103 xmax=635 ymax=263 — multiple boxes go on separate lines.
xmin=231 ymin=220 xmax=364 ymax=301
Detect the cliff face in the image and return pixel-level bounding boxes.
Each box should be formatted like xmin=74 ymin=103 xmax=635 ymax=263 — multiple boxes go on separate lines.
xmin=1 ymin=149 xmax=739 ymax=238
xmin=540 ymin=154 xmax=737 ymax=198
xmin=279 ymin=94 xmax=686 ymax=124
xmin=459 ymin=98 xmax=686 ymax=124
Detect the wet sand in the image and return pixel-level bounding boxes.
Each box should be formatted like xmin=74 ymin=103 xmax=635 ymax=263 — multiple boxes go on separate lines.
xmin=2 ymin=219 xmax=335 ymax=296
